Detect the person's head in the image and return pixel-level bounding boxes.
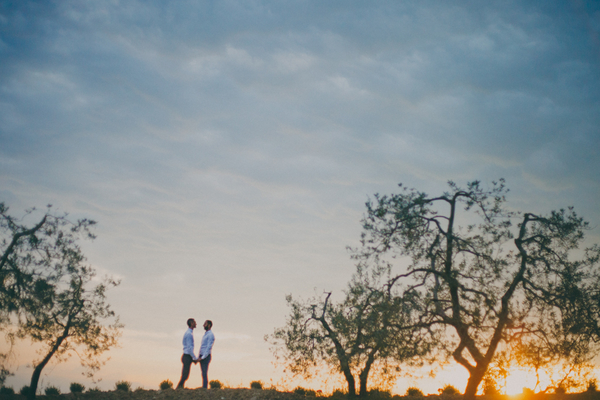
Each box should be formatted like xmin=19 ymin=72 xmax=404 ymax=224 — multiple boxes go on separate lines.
xmin=187 ymin=318 xmax=197 ymax=329
xmin=203 ymin=320 xmax=212 ymax=331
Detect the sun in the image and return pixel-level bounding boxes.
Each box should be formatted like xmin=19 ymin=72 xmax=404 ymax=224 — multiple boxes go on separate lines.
xmin=504 ymin=368 xmax=541 ymax=395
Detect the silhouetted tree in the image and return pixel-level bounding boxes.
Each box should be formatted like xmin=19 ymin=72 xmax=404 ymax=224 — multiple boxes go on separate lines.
xmin=0 ymin=202 xmax=121 ymax=397
xmin=18 ymin=263 xmax=121 ymax=400
xmin=268 ymin=270 xmax=431 ymax=397
xmin=354 ymin=179 xmax=600 ymax=399
xmin=0 ymin=203 xmax=96 ymax=383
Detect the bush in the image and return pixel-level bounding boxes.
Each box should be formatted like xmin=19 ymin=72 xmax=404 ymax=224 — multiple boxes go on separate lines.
xmin=0 ymin=386 xmax=15 ymax=395
xmin=406 ymin=387 xmax=424 ymax=397
xmin=70 ymin=382 xmax=86 ymax=393
xmin=209 ymin=380 xmax=223 ymax=389
xmin=87 ymin=386 xmax=102 ymax=393
xmin=115 ymin=380 xmax=132 ymax=392
xmin=20 ymin=385 xmax=30 ymax=396
xmin=440 ymin=385 xmax=460 ymax=395
xmin=587 ymin=380 xmax=598 ymax=392
xmin=294 ymin=386 xmax=317 ymax=396
xmin=159 ymin=379 xmax=174 ymax=390
xmin=368 ymin=388 xmax=391 ymax=398
xmin=331 ymin=389 xmax=347 ymax=399
xmin=250 ymin=380 xmax=263 ymax=389
xmin=482 ymin=378 xmax=499 ymax=396
xmin=45 ymin=386 xmax=61 ymax=396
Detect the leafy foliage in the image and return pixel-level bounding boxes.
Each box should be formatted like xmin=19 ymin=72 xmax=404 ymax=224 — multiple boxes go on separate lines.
xmin=354 ymin=180 xmax=600 ymax=398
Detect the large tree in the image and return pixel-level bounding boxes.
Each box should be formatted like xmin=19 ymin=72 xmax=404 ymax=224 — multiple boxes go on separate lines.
xmin=0 ymin=202 xmax=121 ymax=395
xmin=354 ymin=179 xmax=600 ymax=398
xmin=268 ymin=271 xmax=431 ymax=397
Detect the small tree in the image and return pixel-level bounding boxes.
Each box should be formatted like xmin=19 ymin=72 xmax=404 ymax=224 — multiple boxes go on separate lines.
xmin=268 ymin=271 xmax=430 ymax=397
xmin=354 ymin=179 xmax=600 ymax=399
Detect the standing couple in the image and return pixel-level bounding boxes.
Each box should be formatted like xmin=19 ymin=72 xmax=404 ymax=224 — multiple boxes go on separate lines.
xmin=176 ymin=318 xmax=215 ymax=389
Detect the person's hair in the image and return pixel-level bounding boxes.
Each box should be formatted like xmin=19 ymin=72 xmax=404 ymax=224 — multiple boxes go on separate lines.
xmin=205 ymin=320 xmax=213 ymax=329
xmin=187 ymin=318 xmax=195 ymax=327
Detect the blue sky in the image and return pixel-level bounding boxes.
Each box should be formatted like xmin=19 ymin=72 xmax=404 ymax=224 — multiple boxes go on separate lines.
xmin=1 ymin=0 xmax=599 ymax=394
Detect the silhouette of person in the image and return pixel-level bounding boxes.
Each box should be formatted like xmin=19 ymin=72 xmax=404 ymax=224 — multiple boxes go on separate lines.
xmin=198 ymin=320 xmax=215 ymax=389
xmin=176 ymin=318 xmax=198 ymax=389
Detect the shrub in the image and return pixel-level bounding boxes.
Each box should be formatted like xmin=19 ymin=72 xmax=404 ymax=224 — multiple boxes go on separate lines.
xmin=406 ymin=387 xmax=424 ymax=397
xmin=209 ymin=380 xmax=223 ymax=389
xmin=115 ymin=380 xmax=132 ymax=392
xmin=70 ymin=382 xmax=86 ymax=393
xmin=368 ymin=388 xmax=391 ymax=398
xmin=294 ymin=386 xmax=317 ymax=396
xmin=0 ymin=386 xmax=15 ymax=395
xmin=87 ymin=386 xmax=102 ymax=393
xmin=331 ymin=389 xmax=347 ymax=399
xmin=482 ymin=378 xmax=499 ymax=396
xmin=250 ymin=380 xmax=263 ymax=390
xmin=587 ymin=380 xmax=598 ymax=392
xmin=19 ymin=385 xmax=30 ymax=396
xmin=160 ymin=379 xmax=174 ymax=390
xmin=440 ymin=384 xmax=460 ymax=395
xmin=45 ymin=386 xmax=61 ymax=396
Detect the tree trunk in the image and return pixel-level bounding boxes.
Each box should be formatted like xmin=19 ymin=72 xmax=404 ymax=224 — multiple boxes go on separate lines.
xmin=463 ymin=366 xmax=486 ymax=400
xmin=27 ymin=329 xmax=68 ymax=400
xmin=358 ymin=349 xmax=377 ymax=397
xmin=342 ymin=367 xmax=356 ymax=398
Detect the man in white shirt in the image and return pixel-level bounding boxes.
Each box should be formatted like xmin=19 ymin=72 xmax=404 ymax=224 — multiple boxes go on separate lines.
xmin=176 ymin=318 xmax=198 ymax=389
xmin=198 ymin=320 xmax=215 ymax=389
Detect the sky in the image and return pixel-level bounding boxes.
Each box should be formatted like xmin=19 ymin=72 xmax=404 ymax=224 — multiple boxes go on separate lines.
xmin=1 ymin=0 xmax=599 ymax=395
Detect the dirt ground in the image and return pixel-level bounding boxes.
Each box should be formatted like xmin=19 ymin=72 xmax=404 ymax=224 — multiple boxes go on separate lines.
xmin=19 ymin=388 xmax=313 ymax=400
xmin=7 ymin=388 xmax=600 ymax=400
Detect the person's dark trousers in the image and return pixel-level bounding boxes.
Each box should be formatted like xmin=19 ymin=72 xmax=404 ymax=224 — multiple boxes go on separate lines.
xmin=200 ymin=354 xmax=211 ymax=388
xmin=176 ymin=354 xmax=193 ymax=389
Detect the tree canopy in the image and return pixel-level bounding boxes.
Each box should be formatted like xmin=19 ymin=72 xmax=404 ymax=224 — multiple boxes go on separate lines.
xmin=354 ymin=179 xmax=600 ymax=398
xmin=268 ymin=269 xmax=431 ymax=397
